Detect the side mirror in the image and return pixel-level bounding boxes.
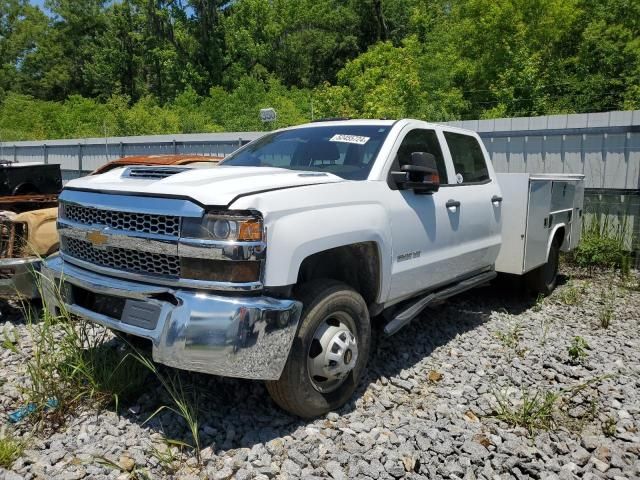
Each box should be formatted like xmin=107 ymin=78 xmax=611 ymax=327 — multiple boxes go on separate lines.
xmin=391 ymin=152 xmax=440 ymax=194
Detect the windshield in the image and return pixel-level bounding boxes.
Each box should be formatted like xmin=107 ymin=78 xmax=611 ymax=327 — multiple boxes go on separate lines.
xmin=220 ymin=125 xmax=391 ymax=180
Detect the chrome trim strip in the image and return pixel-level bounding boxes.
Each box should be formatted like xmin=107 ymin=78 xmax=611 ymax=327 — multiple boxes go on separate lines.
xmin=178 ymin=237 xmax=266 ymax=260
xmin=41 ymin=255 xmax=302 ymax=380
xmin=59 ymin=220 xmax=178 ymax=255
xmin=60 ymin=189 xmax=204 ymax=217
xmin=59 ymin=219 xmax=266 ymax=261
xmin=60 ymin=251 xmax=263 ymax=291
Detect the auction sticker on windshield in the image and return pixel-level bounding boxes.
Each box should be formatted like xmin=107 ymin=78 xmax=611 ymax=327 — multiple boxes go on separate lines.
xmin=330 ymin=134 xmax=370 ymax=145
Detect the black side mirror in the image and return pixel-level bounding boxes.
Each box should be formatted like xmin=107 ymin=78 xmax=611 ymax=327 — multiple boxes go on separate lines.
xmin=392 ymin=152 xmax=440 ymax=194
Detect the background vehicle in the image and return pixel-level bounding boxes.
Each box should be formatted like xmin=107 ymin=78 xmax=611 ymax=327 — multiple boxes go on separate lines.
xmin=41 ymin=120 xmax=584 ymax=416
xmin=0 ymin=155 xmax=221 ymax=298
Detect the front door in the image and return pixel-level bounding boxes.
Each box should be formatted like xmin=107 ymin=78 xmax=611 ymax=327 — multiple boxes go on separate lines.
xmin=384 ymin=127 xmax=462 ymax=302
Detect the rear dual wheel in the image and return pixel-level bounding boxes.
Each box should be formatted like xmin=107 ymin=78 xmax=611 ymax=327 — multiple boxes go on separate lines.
xmin=266 ymin=280 xmax=371 ymax=418
xmin=526 ymin=239 xmax=560 ymax=296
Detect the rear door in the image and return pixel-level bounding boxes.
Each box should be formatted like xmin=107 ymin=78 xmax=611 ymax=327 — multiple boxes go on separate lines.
xmin=383 ymin=126 xmax=464 ymax=302
xmin=439 ymin=130 xmax=502 ymax=274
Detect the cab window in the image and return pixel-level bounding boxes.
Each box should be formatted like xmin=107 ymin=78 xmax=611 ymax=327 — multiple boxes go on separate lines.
xmin=444 ymin=132 xmax=490 ymax=184
xmin=389 ymin=129 xmax=448 ymax=186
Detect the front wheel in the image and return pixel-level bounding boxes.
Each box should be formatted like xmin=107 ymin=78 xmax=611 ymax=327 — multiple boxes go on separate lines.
xmin=266 ymin=280 xmax=371 ymax=418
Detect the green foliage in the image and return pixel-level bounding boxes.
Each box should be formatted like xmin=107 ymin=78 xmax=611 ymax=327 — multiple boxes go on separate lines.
xmin=567 ymin=336 xmax=589 ymax=364
xmin=0 ymin=433 xmax=24 ymax=469
xmin=1 ymin=0 xmax=640 ymax=140
xmin=572 ymin=216 xmax=630 ymax=272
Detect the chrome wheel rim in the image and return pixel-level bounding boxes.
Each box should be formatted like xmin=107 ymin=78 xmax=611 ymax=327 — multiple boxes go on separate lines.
xmin=307 ymin=312 xmax=358 ymax=393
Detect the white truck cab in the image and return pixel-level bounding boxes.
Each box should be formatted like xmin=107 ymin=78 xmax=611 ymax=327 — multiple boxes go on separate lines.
xmin=42 ymin=119 xmax=584 ymax=417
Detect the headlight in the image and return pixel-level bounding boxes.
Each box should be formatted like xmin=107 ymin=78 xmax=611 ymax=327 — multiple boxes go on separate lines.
xmin=182 ymin=213 xmax=263 ymax=242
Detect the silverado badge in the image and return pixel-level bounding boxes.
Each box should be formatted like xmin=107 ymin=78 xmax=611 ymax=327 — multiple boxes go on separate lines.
xmin=86 ymin=230 xmax=108 ymax=247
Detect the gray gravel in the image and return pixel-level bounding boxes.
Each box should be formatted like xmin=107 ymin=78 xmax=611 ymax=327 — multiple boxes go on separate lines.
xmin=1 ymin=267 xmax=639 ymax=479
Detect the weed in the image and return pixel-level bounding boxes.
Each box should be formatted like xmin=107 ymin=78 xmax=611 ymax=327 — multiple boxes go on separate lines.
xmin=0 ymin=434 xmax=24 ymax=468
xmin=492 ymin=376 xmax=611 ymax=434
xmin=23 ymin=274 xmax=151 ymax=429
xmin=567 ymin=336 xmax=589 ymax=364
xmin=602 ymin=416 xmax=617 ymax=437
xmin=558 ymin=284 xmax=581 ymax=306
xmin=133 ymin=352 xmax=202 ymax=464
xmin=496 ymin=323 xmax=522 ymax=349
xmin=97 ymin=456 xmax=153 ymax=480
xmin=598 ymin=285 xmax=615 ymax=329
xmin=571 ymin=216 xmax=630 ymax=273
xmin=1 ymin=326 xmax=19 ymax=353
xmin=532 ymin=294 xmax=545 ymax=312
xmin=494 ymin=387 xmax=559 ymax=433
xmin=148 ymin=439 xmax=181 ymax=475
xmin=495 ymin=322 xmax=528 ymax=357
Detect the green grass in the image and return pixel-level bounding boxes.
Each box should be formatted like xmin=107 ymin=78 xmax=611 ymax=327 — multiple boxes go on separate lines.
xmin=493 ymin=376 xmax=611 ymax=434
xmin=494 ymin=387 xmax=559 ymax=433
xmin=23 ymin=273 xmax=151 ymax=428
xmin=0 ymin=434 xmax=24 ymax=468
xmin=598 ymin=285 xmax=616 ymax=329
xmin=133 ymin=351 xmax=202 ymax=464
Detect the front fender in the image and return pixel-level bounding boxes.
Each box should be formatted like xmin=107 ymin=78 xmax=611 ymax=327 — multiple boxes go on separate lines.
xmin=263 ymin=203 xmax=393 ymax=303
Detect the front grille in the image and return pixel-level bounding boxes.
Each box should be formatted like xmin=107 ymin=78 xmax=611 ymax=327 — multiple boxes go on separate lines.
xmin=62 ymin=203 xmax=180 ymax=236
xmin=0 ymin=221 xmax=27 ymax=258
xmin=62 ymin=237 xmax=180 ymax=277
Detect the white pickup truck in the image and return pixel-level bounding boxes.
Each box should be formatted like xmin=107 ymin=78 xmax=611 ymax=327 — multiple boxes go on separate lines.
xmin=42 ymin=119 xmax=584 ymax=417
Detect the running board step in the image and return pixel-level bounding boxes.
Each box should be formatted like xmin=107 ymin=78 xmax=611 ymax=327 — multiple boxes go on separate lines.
xmin=383 ymin=270 xmax=497 ymax=336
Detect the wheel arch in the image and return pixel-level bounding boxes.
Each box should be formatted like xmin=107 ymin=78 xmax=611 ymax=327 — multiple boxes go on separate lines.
xmin=547 ymin=224 xmax=566 ymax=260
xmin=295 ymin=242 xmax=382 ymax=307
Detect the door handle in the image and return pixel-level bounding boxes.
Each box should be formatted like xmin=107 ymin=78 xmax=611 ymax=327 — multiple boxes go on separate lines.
xmin=491 ymin=195 xmax=503 ymax=204
xmin=446 ymin=199 xmax=461 ymax=209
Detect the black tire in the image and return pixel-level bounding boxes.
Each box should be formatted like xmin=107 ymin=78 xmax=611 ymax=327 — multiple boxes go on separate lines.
xmin=266 ymin=279 xmax=371 ymax=418
xmin=526 ymin=239 xmax=560 ymax=296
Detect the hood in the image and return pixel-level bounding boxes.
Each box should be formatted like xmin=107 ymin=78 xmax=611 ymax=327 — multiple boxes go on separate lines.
xmin=65 ymin=166 xmax=345 ymax=206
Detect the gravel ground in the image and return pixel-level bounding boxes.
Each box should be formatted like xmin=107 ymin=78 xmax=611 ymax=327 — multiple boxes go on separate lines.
xmin=1 ymin=266 xmax=639 ymax=480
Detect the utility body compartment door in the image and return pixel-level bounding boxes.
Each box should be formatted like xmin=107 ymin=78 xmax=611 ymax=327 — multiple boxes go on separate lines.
xmin=524 ymin=180 xmax=553 ymax=271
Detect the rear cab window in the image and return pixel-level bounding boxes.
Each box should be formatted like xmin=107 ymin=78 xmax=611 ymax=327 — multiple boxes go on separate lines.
xmin=443 ymin=131 xmax=490 ymax=184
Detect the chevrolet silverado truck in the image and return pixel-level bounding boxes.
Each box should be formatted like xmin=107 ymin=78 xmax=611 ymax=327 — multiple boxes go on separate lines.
xmin=0 ymin=155 xmax=221 ymax=299
xmin=41 ymin=120 xmax=584 ymax=417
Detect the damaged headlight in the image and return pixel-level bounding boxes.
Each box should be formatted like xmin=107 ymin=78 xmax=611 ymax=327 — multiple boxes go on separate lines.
xmin=181 ymin=213 xmax=263 ymax=242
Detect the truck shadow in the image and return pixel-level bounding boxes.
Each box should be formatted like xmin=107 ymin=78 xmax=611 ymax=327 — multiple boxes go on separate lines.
xmin=108 ymin=279 xmax=544 ymax=455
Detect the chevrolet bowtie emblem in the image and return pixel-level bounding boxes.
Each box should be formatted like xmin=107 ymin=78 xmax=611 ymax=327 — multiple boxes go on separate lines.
xmin=86 ymin=230 xmax=108 ymax=246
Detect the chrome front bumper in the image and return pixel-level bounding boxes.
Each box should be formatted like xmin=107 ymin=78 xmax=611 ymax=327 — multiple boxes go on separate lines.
xmin=0 ymin=257 xmax=42 ymax=299
xmin=41 ymin=255 xmax=302 ymax=380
